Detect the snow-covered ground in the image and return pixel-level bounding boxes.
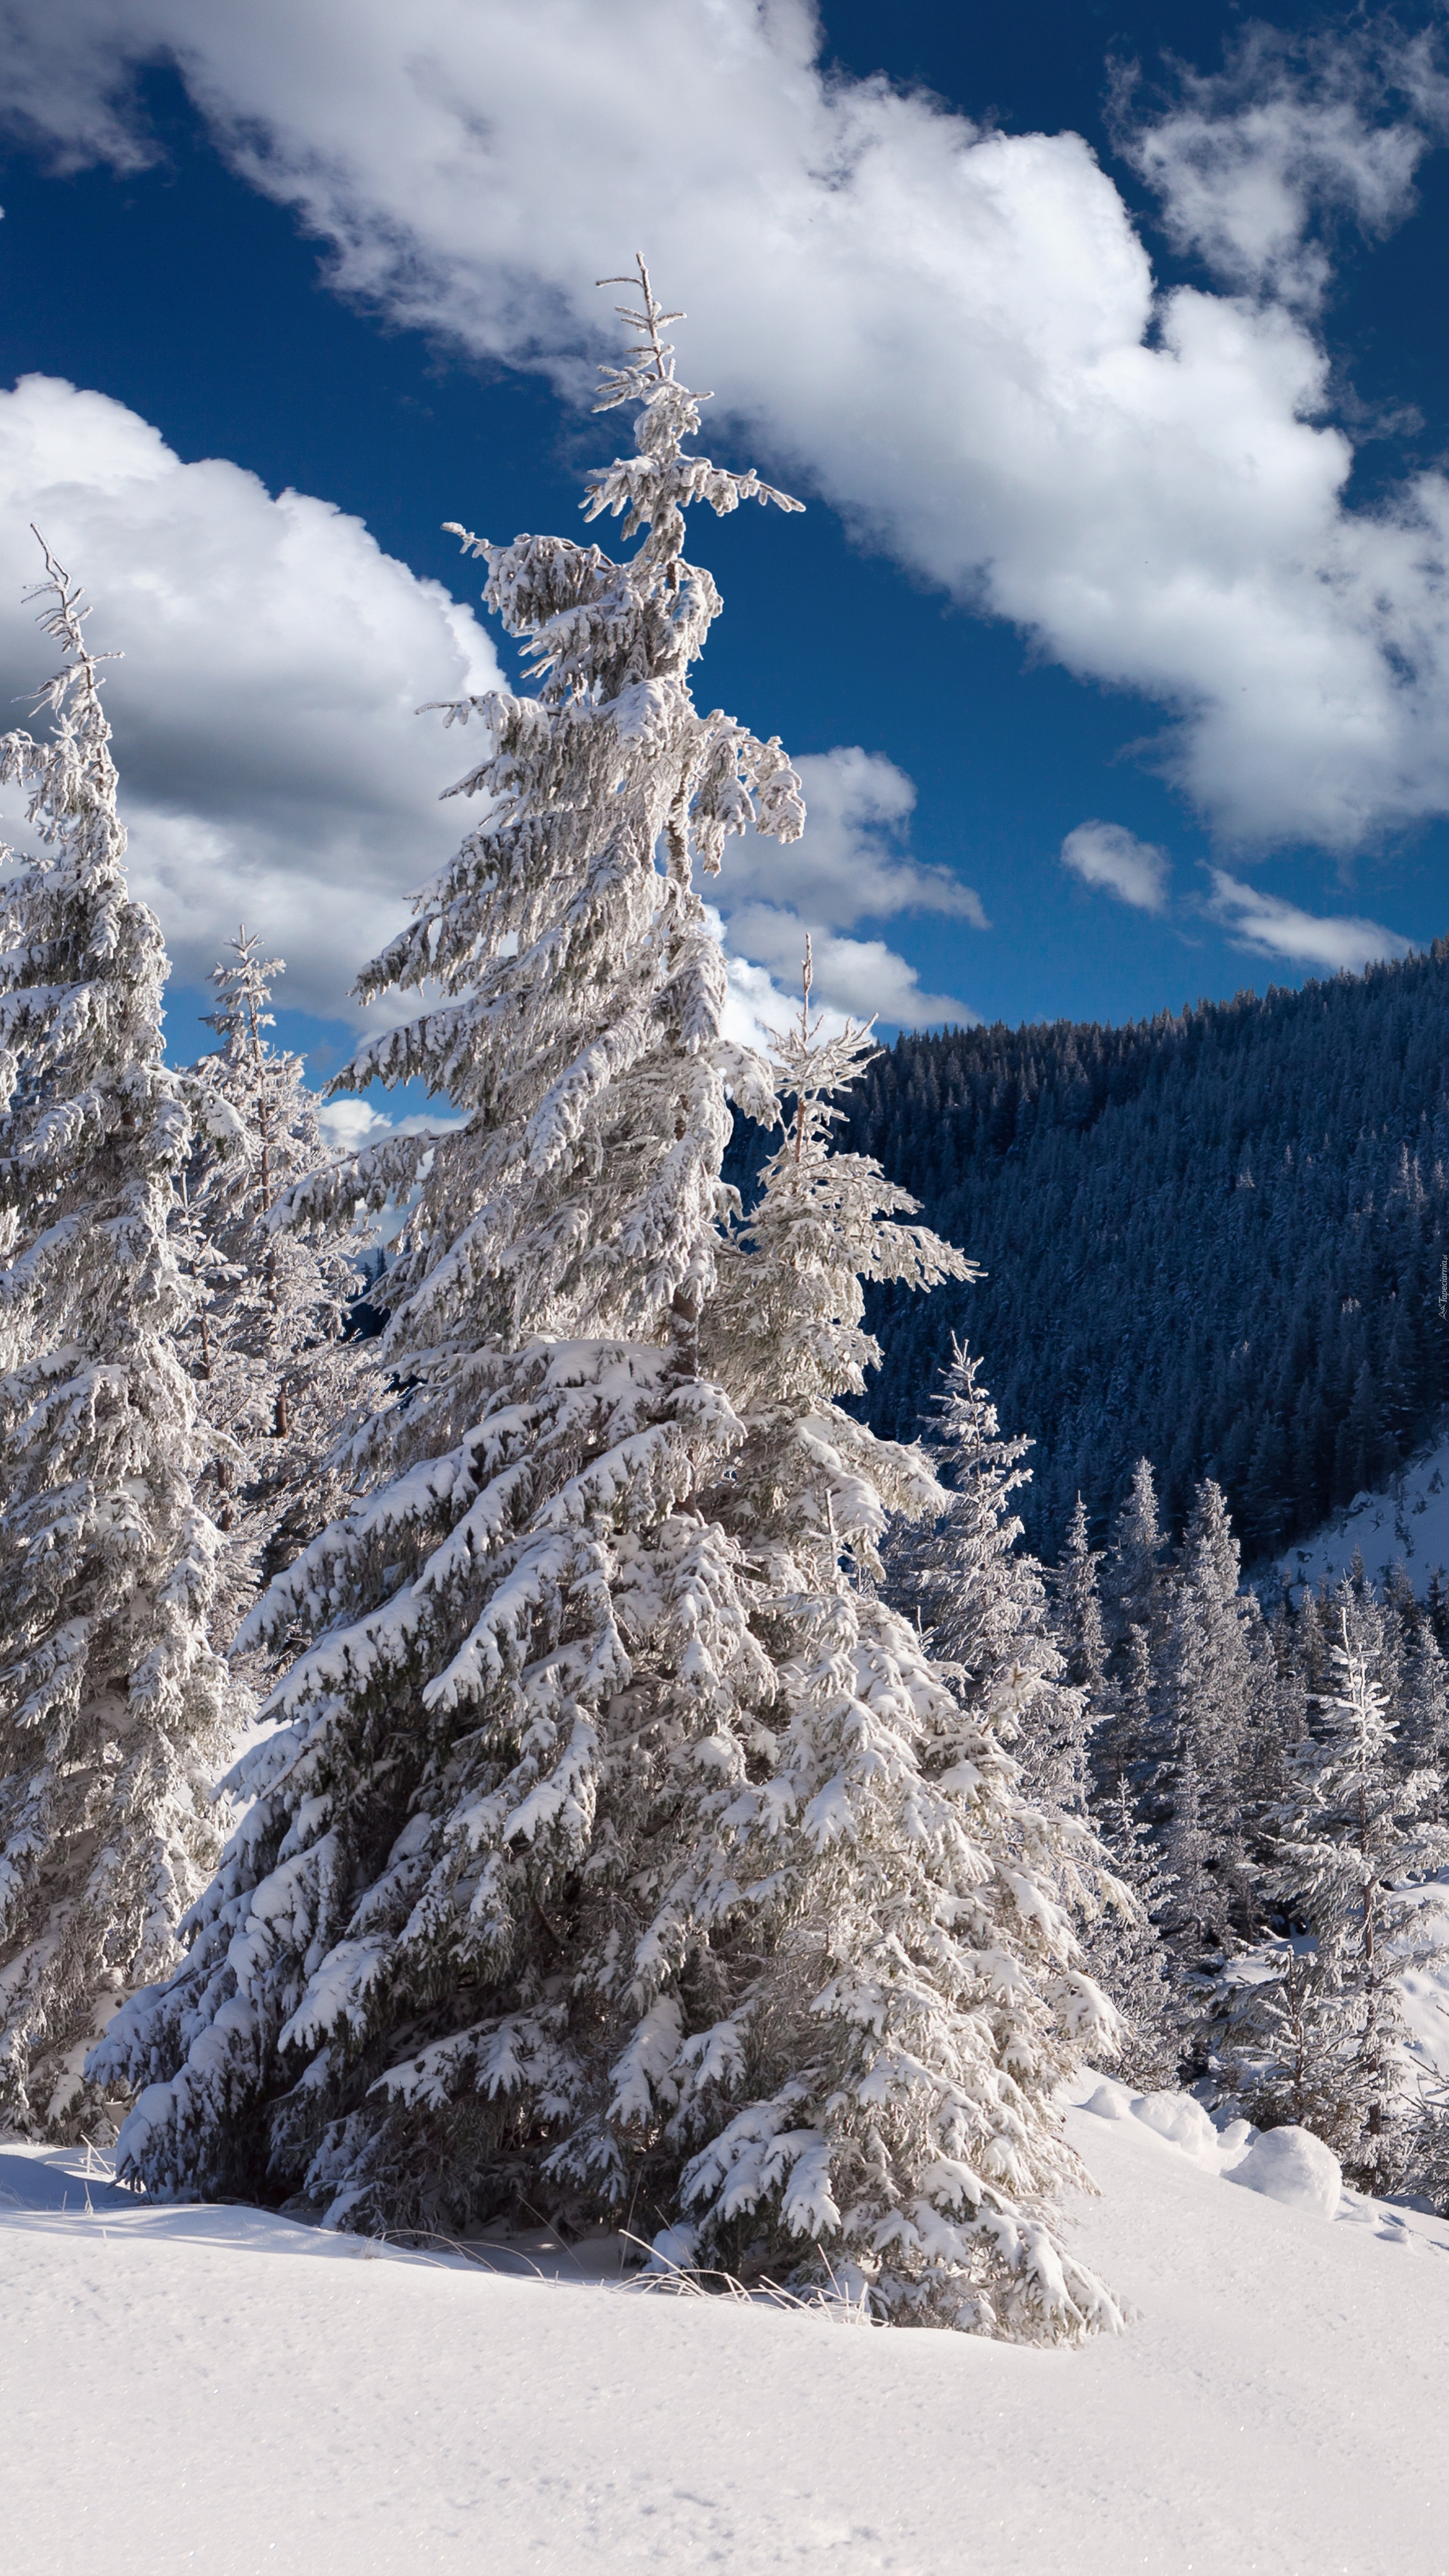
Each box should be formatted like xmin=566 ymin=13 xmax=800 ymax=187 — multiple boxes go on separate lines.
xmin=1279 ymin=1426 xmax=1449 ymax=1595
xmin=8 ymin=2085 xmax=1449 ymax=2575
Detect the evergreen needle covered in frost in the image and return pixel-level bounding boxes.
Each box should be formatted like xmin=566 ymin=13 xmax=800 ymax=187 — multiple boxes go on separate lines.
xmin=0 ymin=544 xmax=231 ymax=2134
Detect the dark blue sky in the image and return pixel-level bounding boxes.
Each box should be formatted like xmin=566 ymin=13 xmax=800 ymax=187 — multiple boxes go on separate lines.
xmin=2 ymin=0 xmax=1447 ymax=1081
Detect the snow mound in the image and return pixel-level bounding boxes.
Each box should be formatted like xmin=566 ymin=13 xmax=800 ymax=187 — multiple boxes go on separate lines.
xmin=646 ymin=2222 xmax=701 ymax=2273
xmin=1081 ymin=2078 xmax=1136 ymax=2122
xmin=1224 ymin=2123 xmax=1343 ymax=2218
xmin=1129 ymin=2091 xmax=1221 ymax=2161
xmin=0 ymin=2147 xmax=132 ymax=2215
xmin=1079 ymin=2077 xmax=1345 ymax=2216
xmin=1081 ymin=2080 xmax=1239 ymax=2167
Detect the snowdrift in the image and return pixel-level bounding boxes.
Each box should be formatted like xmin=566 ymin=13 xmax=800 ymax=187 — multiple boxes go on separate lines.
xmin=7 ymin=2079 xmax=1449 ymax=2574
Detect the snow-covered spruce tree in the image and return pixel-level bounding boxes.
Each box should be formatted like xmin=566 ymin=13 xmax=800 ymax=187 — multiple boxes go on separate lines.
xmin=179 ymin=929 xmax=370 ymax=1635
xmin=90 ymin=264 xmax=808 ymax=2219
xmin=97 ymin=281 xmax=1123 ymax=2337
xmin=1237 ymin=1599 xmax=1310 ymax=1867
xmin=899 ymin=1341 xmax=1093 ymax=1817
xmin=1089 ymin=1779 xmax=1181 ymax=2091
xmin=1160 ymin=1731 xmax=1217 ymax=1958
xmin=1221 ymin=1937 xmax=1357 ymax=2149
xmin=1092 ymin=1462 xmax=1167 ymax=1791
xmin=683 ymin=973 xmax=1123 ymax=2336
xmin=1102 ymin=1619 xmax=1158 ymax=1800
xmin=0 ymin=547 xmax=231 ymax=2134
xmin=1052 ymin=1494 xmax=1109 ymax=1706
xmin=1157 ymin=1480 xmax=1255 ymax=1953
xmin=1049 ymin=1490 xmax=1184 ymax=2061
xmin=1105 ymin=1458 xmax=1167 ymax=1652
xmin=1239 ymin=1604 xmax=1449 ymax=2189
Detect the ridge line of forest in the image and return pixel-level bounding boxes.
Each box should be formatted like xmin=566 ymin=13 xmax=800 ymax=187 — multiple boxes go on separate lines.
xmin=817 ymin=936 xmax=1449 ymax=1567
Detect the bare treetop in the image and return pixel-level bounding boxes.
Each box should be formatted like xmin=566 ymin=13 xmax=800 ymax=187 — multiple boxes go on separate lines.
xmin=594 ymin=252 xmax=686 ymax=387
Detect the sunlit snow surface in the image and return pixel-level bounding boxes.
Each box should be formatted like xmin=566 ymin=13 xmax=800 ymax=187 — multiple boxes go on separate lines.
xmin=1280 ymin=1428 xmax=1449 ymax=1595
xmin=9 ymin=2083 xmax=1449 ymax=2574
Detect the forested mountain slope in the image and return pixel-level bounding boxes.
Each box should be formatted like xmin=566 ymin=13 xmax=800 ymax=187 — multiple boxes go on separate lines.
xmin=826 ymin=940 xmax=1449 ymax=1564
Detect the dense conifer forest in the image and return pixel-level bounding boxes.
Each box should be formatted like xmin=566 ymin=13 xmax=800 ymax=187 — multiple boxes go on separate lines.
xmin=827 ymin=942 xmax=1449 ymax=1564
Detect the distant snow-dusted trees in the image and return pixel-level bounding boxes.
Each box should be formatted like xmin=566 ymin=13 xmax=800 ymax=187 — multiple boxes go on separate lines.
xmin=1233 ymin=1602 xmax=1449 ymax=2191
xmin=845 ymin=963 xmax=1449 ymax=1569
xmin=0 ymin=550 xmax=232 ymax=2134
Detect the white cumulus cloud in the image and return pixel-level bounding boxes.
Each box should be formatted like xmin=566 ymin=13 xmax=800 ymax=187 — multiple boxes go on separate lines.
xmin=1123 ymin=22 xmax=1449 ymax=310
xmin=713 ymin=745 xmax=981 ymax=1030
xmin=314 ymin=1100 xmax=461 ymax=1151
xmin=1061 ymin=820 xmax=1171 ymax=913
xmin=0 ymin=374 xmax=504 ymax=1017
xmin=724 ymin=747 xmax=985 ymax=932
xmin=7 ymin=1 xmax=1449 ymax=859
xmin=1204 ymin=868 xmax=1413 ymax=972
xmin=712 ymin=917 xmax=972 ymax=1056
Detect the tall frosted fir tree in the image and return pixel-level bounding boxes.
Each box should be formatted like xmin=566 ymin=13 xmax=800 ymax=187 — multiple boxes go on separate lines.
xmin=1053 ymin=1495 xmax=1109 ymax=1705
xmin=1158 ymin=1480 xmax=1255 ymax=1952
xmin=691 ymin=977 xmax=1122 ymax=2336
xmin=1094 ymin=1458 xmax=1167 ymax=1789
xmin=97 ymin=280 xmax=1122 ymax=2336
xmin=188 ymin=928 xmax=358 ymax=1445
xmin=0 ymin=549 xmax=231 ymax=2134
xmin=1087 ymin=1779 xmax=1180 ymax=2091
xmin=1104 ymin=1458 xmax=1166 ymax=1648
xmin=94 ymin=266 xmax=804 ymax=2217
